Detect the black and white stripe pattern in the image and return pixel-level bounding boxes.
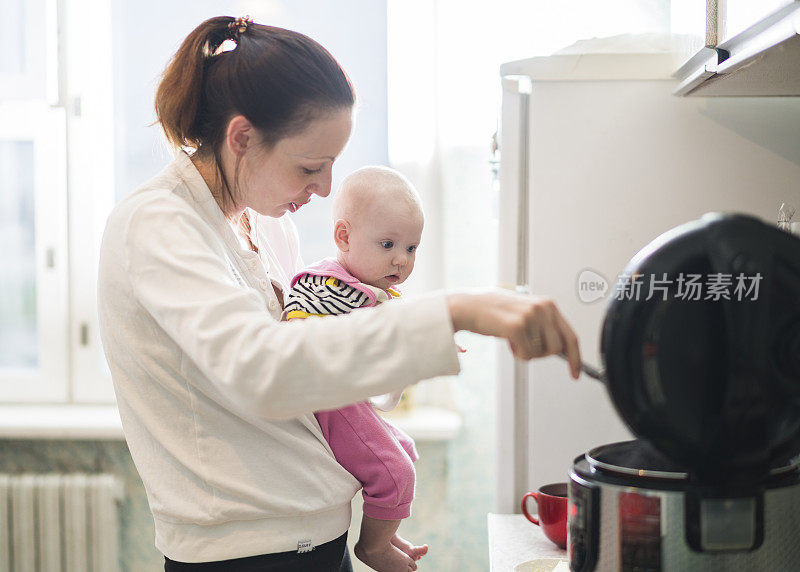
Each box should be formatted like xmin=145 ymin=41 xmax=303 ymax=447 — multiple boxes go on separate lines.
xmin=284 ymin=274 xmax=371 ymax=316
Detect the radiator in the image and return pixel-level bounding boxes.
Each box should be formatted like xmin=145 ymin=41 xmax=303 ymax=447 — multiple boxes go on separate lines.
xmin=0 ymin=473 xmax=123 ymax=572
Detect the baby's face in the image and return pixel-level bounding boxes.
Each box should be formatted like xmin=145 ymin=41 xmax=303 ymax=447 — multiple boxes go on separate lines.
xmin=344 ymin=200 xmax=423 ymax=291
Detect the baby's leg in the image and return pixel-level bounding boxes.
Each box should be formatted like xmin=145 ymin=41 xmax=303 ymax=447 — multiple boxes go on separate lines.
xmin=354 ymin=515 xmax=426 ymax=571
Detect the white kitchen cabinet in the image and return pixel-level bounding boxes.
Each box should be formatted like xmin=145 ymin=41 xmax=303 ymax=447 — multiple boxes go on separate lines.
xmin=673 ymin=1 xmax=800 ymax=96
xmin=672 ymin=0 xmax=795 ymax=53
xmin=722 ymin=0 xmax=796 ymax=44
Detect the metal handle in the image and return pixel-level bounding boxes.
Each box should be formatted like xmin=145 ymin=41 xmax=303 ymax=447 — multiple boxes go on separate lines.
xmin=559 ymin=352 xmax=607 ymax=383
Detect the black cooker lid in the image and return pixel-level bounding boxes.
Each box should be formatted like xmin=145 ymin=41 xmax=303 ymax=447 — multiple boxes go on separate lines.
xmin=601 ymin=213 xmax=800 ymax=481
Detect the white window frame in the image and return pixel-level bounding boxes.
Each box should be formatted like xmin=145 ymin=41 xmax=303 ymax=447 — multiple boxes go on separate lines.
xmin=64 ymin=0 xmax=116 ymax=402
xmin=0 ymin=0 xmax=59 ymax=102
xmin=0 ymin=102 xmax=69 ymax=402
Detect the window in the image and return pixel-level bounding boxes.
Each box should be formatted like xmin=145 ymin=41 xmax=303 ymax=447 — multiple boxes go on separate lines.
xmin=1 ymin=0 xmax=385 ymax=404
xmin=0 ymin=0 xmax=68 ymax=402
xmin=0 ymin=0 xmax=114 ymax=402
xmin=0 ymin=105 xmax=69 ymax=402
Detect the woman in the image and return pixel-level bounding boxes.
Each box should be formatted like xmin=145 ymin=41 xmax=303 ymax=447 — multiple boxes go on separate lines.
xmin=97 ymin=16 xmax=581 ymax=571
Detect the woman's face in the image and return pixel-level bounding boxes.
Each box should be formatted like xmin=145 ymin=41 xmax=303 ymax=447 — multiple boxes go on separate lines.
xmin=241 ymin=109 xmax=353 ymax=218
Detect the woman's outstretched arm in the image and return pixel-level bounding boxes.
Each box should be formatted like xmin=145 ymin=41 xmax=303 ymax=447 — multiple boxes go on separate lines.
xmin=447 ymin=289 xmax=581 ymax=378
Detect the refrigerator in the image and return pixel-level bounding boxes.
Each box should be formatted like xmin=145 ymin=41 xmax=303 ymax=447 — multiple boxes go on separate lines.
xmin=494 ymin=51 xmax=800 ymax=514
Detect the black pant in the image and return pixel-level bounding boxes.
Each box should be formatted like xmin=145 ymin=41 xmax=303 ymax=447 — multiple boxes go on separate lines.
xmin=164 ymin=532 xmax=352 ymax=572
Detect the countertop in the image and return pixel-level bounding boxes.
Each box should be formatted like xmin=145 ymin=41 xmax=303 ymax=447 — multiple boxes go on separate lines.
xmin=487 ymin=513 xmax=568 ymax=571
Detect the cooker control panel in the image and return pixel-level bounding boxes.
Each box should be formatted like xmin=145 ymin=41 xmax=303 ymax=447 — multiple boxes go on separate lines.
xmin=568 ymin=475 xmax=598 ymax=572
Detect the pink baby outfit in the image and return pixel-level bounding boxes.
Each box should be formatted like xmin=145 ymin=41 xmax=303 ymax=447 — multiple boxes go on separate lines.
xmin=284 ymin=258 xmax=418 ymax=520
xmin=316 ymin=403 xmax=418 ymax=520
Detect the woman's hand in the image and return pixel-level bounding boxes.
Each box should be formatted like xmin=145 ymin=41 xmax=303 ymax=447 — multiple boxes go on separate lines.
xmin=447 ymin=289 xmax=581 ymax=379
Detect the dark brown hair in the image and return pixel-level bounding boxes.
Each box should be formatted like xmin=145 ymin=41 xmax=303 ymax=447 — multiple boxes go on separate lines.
xmin=155 ymin=16 xmax=355 ymax=212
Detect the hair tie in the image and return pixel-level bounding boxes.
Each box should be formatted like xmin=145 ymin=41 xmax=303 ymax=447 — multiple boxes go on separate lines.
xmin=227 ymin=15 xmax=252 ymax=42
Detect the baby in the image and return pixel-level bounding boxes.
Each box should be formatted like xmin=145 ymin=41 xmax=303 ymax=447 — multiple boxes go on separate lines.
xmin=283 ymin=166 xmax=428 ymax=572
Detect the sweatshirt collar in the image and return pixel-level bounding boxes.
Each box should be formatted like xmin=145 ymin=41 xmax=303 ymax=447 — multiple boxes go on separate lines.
xmin=173 ymin=151 xmax=247 ymax=254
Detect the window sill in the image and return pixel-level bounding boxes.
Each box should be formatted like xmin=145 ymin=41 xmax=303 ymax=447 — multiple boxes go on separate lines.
xmin=0 ymin=404 xmax=463 ymax=442
xmin=381 ymin=406 xmax=462 ymax=441
xmin=0 ymin=404 xmax=124 ymax=440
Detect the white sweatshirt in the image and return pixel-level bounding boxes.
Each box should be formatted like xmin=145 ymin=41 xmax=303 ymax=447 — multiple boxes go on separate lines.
xmin=97 ymin=152 xmax=461 ymax=562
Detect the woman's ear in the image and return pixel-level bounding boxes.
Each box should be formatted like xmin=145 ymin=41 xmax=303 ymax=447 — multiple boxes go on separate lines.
xmin=333 ymin=219 xmax=351 ymax=252
xmin=226 ymin=115 xmax=253 ymax=156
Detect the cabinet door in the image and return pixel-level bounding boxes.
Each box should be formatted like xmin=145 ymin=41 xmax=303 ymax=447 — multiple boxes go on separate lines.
xmin=721 ymin=0 xmax=796 ymax=44
xmin=671 ymin=0 xmax=797 ymax=63
xmin=670 ymin=0 xmax=717 ymax=69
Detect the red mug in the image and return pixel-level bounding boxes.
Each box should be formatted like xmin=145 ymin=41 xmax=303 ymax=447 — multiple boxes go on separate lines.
xmin=521 ymin=482 xmax=568 ymax=549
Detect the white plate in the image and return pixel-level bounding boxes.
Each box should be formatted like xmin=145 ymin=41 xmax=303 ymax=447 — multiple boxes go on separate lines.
xmin=514 ymin=558 xmax=569 ymax=572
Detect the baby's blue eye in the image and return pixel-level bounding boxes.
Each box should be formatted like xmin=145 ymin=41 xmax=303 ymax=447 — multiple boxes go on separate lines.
xmin=381 ymin=241 xmax=394 ymax=249
xmin=407 ymin=245 xmax=417 ymax=253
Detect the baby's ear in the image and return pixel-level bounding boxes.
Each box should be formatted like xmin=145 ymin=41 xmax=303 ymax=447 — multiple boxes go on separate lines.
xmin=333 ymin=219 xmax=351 ymax=251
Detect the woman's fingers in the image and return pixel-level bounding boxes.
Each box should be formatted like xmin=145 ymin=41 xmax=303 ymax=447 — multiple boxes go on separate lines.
xmin=554 ymin=309 xmax=581 ymax=379
xmin=512 ymin=325 xmax=539 ymax=360
xmin=447 ymin=290 xmax=581 ymax=378
xmin=508 ymin=296 xmax=582 ymax=378
xmin=538 ymin=300 xmax=565 ymax=357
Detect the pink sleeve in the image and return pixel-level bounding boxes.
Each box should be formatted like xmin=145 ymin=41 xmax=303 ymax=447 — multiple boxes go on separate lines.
xmin=383 ymin=417 xmax=418 ymax=462
xmin=315 ymin=402 xmax=416 ymax=520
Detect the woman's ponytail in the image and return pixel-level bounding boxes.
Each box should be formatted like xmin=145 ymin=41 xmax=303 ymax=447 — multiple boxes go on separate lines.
xmin=155 ymin=16 xmax=232 ymax=150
